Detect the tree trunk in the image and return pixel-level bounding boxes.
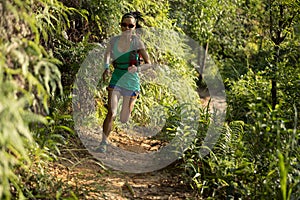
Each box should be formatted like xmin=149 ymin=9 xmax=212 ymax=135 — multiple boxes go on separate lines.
xmin=271 ymin=79 xmax=277 ymax=109
xmin=197 ymin=41 xmax=209 ymax=87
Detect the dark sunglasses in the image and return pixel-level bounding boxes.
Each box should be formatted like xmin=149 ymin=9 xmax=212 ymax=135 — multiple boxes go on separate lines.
xmin=120 ymin=23 xmax=135 ymax=29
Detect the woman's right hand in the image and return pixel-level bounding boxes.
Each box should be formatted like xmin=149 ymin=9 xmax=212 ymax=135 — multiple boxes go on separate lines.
xmin=102 ymin=69 xmax=110 ymax=82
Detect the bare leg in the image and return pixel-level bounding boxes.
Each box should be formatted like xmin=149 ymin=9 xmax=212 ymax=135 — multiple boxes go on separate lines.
xmin=120 ymin=96 xmax=137 ymax=123
xmin=102 ymin=90 xmax=120 ymax=143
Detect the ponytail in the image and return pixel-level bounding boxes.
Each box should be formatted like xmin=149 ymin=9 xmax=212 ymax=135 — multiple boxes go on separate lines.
xmin=131 ymin=11 xmax=144 ymax=29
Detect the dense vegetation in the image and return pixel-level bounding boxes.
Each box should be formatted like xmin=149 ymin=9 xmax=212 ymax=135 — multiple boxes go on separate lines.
xmin=0 ymin=0 xmax=299 ymax=199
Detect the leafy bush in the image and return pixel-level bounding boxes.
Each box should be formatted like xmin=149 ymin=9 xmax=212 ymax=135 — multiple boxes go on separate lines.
xmin=182 ymin=121 xmax=254 ymax=199
xmin=1 ymin=0 xmax=299 ymax=199
xmin=182 ymin=104 xmax=299 ymax=199
xmin=0 ymin=70 xmax=45 ymax=199
xmin=181 ymin=53 xmax=299 ymax=198
xmin=0 ymin=0 xmax=82 ymax=198
xmin=226 ymin=69 xmax=272 ymax=123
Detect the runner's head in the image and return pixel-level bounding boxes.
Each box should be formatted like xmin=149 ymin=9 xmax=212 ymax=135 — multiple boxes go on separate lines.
xmin=120 ymin=11 xmax=145 ymax=33
xmin=120 ymin=14 xmax=136 ymax=33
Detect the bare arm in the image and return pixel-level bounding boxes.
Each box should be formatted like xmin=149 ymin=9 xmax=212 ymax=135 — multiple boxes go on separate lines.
xmin=137 ymin=38 xmax=153 ymax=71
xmin=102 ymin=41 xmax=112 ymax=82
xmin=138 ymin=48 xmax=153 ymax=71
xmin=104 ymin=41 xmax=112 ymax=66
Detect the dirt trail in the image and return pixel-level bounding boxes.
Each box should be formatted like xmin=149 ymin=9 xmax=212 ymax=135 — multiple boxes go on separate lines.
xmin=52 ymin=136 xmax=198 ymax=199
xmin=50 ymin=89 xmax=213 ymax=199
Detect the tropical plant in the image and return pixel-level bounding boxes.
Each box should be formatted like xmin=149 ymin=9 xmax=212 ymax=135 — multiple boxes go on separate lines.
xmin=0 ymin=0 xmax=83 ymax=198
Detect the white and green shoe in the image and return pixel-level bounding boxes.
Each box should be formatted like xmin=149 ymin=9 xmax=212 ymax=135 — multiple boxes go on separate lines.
xmin=95 ymin=141 xmax=108 ymax=153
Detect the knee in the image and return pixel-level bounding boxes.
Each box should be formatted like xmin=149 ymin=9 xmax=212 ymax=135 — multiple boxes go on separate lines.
xmin=107 ymin=110 xmax=117 ymax=120
xmin=120 ymin=115 xmax=129 ymax=123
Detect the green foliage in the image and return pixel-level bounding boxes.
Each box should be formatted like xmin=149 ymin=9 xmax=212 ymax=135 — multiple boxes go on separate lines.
xmin=131 ymin=27 xmax=199 ymax=127
xmin=1 ymin=0 xmax=299 ymax=198
xmin=34 ymin=94 xmax=75 ymax=156
xmin=226 ymin=69 xmax=272 ymax=122
xmin=171 ymin=0 xmax=300 ymax=198
xmin=63 ymin=0 xmax=123 ymax=41
xmin=170 ymin=0 xmax=251 ymax=81
xmin=70 ymin=1 xmax=299 ymax=198
xmin=170 ymin=0 xmax=235 ymax=42
xmin=243 ymin=101 xmax=299 ymax=199
xmin=275 ymin=41 xmax=300 ymax=115
xmin=182 ymin=121 xmax=253 ymax=198
xmin=219 ymin=56 xmax=299 ymax=199
xmin=125 ymin=0 xmax=176 ymax=29
xmin=0 ymin=0 xmax=81 ymax=198
xmin=183 ymin=106 xmax=300 ymax=198
xmin=0 ymin=71 xmax=46 ymax=200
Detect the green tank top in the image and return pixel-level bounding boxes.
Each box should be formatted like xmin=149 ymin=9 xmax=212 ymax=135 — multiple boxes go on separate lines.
xmin=109 ymin=37 xmax=140 ymax=91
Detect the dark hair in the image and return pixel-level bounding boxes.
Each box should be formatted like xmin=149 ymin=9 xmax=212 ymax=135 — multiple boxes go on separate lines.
xmin=121 ymin=11 xmax=145 ymax=29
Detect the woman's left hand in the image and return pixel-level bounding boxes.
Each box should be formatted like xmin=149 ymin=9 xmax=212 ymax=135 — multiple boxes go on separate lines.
xmin=128 ymin=65 xmax=138 ymax=73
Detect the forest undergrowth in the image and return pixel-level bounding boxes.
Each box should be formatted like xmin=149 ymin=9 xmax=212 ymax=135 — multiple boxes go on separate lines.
xmin=1 ymin=0 xmax=299 ymax=199
xmin=43 ymin=89 xmax=211 ymax=199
